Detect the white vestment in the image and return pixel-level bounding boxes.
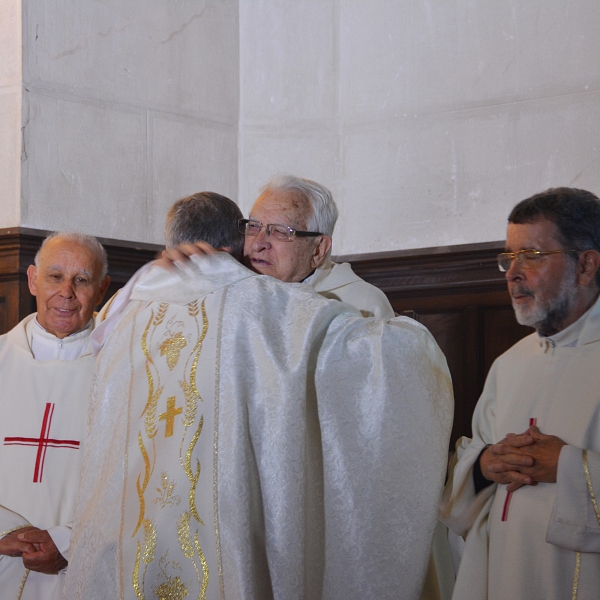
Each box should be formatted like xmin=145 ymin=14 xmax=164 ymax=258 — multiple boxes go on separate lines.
xmin=0 ymin=314 xmax=95 ymax=600
xmin=308 ymin=261 xmax=453 ymax=600
xmin=441 ymin=295 xmax=600 ymax=600
xmin=306 ymin=261 xmax=395 ymax=319
xmin=65 ymin=253 xmax=453 ymax=600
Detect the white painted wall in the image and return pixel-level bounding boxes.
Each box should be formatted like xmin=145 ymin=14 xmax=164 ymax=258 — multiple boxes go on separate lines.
xmin=239 ymin=1 xmax=600 ymax=255
xmin=19 ymin=0 xmax=239 ymax=243
xmin=3 ymin=1 xmax=600 ymax=253
xmin=0 ymin=0 xmax=22 ymax=228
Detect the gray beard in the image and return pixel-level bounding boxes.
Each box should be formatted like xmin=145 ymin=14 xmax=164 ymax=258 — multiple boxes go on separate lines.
xmin=512 ymin=272 xmax=578 ymax=337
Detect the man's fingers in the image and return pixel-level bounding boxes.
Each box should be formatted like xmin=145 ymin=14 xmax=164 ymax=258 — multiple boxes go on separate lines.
xmin=486 ymin=453 xmax=535 ymax=469
xmin=490 ymin=436 xmax=534 ymax=453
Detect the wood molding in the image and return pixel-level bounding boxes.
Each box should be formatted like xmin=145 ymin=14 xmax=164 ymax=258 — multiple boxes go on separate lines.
xmin=334 ymin=240 xmax=507 ymax=299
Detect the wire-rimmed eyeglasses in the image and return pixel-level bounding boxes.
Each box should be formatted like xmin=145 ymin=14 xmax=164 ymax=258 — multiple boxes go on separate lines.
xmin=497 ymin=249 xmax=578 ymax=272
xmin=238 ymin=219 xmax=323 ymax=242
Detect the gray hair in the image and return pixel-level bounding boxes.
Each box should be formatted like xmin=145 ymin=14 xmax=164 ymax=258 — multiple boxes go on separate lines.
xmin=35 ymin=232 xmax=108 ymax=279
xmin=164 ymin=191 xmax=244 ymax=259
xmin=261 ymin=175 xmax=339 ymax=237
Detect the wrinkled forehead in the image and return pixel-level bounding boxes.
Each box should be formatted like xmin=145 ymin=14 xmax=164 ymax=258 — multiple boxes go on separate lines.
xmin=38 ymin=239 xmax=101 ymax=276
xmin=505 ymin=218 xmax=563 ymax=251
xmin=250 ymin=190 xmax=312 ymax=229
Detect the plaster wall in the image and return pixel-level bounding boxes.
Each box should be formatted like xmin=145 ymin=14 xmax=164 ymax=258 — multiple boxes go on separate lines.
xmin=7 ymin=1 xmax=600 ymax=253
xmin=0 ymin=0 xmax=22 ymax=228
xmin=239 ymin=1 xmax=600 ymax=255
xmin=20 ymin=0 xmax=239 ymax=243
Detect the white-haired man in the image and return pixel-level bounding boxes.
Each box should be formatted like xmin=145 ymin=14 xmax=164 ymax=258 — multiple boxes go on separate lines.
xmin=243 ymin=175 xmax=454 ymax=600
xmin=0 ymin=233 xmax=109 ymax=599
xmin=243 ymin=175 xmax=394 ymax=319
xmin=441 ymin=188 xmax=600 ymax=599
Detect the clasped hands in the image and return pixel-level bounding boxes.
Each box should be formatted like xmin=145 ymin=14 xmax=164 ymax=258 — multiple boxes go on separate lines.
xmin=479 ymin=425 xmax=567 ymax=492
xmin=0 ymin=526 xmax=67 ymax=574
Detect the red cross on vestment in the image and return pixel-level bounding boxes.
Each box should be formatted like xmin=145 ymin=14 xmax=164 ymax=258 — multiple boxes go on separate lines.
xmin=3 ymin=402 xmax=80 ymax=483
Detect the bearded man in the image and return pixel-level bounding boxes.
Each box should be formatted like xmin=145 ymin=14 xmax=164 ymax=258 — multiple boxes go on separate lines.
xmin=441 ymin=187 xmax=600 ymax=600
xmin=0 ymin=232 xmax=109 ymax=599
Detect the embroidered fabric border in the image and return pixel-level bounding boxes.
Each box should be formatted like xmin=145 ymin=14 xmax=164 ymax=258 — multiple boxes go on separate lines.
xmin=572 ymin=449 xmax=600 ymax=599
xmin=17 ymin=569 xmax=29 ymax=600
xmin=582 ymin=449 xmax=600 ymax=526
xmin=571 ymin=552 xmax=581 ymax=600
xmin=213 ymin=286 xmax=227 ymax=599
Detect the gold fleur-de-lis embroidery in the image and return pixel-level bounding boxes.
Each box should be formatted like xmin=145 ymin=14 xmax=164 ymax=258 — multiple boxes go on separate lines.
xmin=159 ymin=332 xmax=187 ymax=371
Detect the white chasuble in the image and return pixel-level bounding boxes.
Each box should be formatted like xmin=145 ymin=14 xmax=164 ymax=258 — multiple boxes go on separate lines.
xmin=441 ymin=295 xmax=600 ymax=600
xmin=0 ymin=314 xmax=95 ymax=600
xmin=65 ymin=253 xmax=453 ymax=600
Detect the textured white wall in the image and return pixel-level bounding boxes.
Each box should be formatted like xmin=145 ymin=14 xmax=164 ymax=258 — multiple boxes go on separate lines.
xmin=6 ymin=1 xmax=600 ymax=252
xmin=0 ymin=0 xmax=22 ymax=228
xmin=239 ymin=1 xmax=600 ymax=255
xmin=20 ymin=0 xmax=239 ymax=243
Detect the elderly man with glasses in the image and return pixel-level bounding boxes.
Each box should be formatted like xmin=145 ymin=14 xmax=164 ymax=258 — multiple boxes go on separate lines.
xmin=242 ymin=175 xmax=459 ymax=600
xmin=441 ymin=187 xmax=600 ymax=600
xmin=242 ymin=174 xmax=395 ymax=319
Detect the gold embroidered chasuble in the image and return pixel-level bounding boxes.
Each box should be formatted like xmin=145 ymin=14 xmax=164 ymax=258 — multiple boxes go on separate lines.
xmin=65 ymin=253 xmax=453 ymax=600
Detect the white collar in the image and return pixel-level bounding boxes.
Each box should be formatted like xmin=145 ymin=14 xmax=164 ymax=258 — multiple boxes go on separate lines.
xmin=27 ymin=317 xmax=94 ymax=361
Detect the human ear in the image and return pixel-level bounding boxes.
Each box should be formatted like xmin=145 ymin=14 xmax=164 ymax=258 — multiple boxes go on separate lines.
xmin=577 ymin=249 xmax=600 ymax=287
xmin=310 ymin=236 xmax=333 ymax=270
xmin=27 ymin=265 xmax=38 ymax=296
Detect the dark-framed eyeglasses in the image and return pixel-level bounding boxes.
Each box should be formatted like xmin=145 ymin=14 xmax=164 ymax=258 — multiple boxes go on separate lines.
xmin=238 ymin=219 xmax=323 ymax=242
xmin=497 ymin=248 xmax=578 ymax=272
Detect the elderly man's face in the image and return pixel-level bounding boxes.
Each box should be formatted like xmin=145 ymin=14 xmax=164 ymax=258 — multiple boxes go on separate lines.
xmin=27 ymin=238 xmax=110 ymax=338
xmin=244 ymin=190 xmax=330 ymax=282
xmin=505 ymin=218 xmax=583 ymax=336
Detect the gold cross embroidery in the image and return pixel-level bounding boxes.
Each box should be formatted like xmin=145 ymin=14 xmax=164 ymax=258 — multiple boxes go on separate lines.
xmin=159 ymin=397 xmax=183 ymax=437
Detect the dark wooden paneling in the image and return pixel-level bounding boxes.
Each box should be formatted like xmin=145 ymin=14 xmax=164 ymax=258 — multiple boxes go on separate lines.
xmin=0 ymin=228 xmax=162 ymax=333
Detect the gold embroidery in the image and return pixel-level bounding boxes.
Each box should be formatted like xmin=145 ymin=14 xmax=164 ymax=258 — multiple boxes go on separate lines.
xmin=155 ymin=577 xmax=189 ymax=600
xmin=142 ymin=519 xmax=157 ymax=565
xmin=153 ymin=553 xmax=189 ymax=600
xmin=134 ymin=432 xmax=152 ymax=536
xmin=189 ymin=301 xmax=208 ymax=405
xmin=160 ymin=332 xmax=188 ymax=371
xmin=178 ymin=512 xmax=195 ymax=559
xmin=17 ymin=569 xmax=29 ymax=600
xmin=154 ymin=471 xmax=181 ymax=508
xmin=184 ymin=416 xmax=204 ymax=525
xmin=154 ymin=303 xmax=169 ymax=326
xmin=160 ymin=397 xmax=183 ymax=438
xmin=177 ymin=512 xmax=208 ymax=598
xmin=188 ymin=299 xmax=200 ymax=317
xmin=195 ymin=531 xmax=209 ymax=599
xmin=583 ymin=449 xmax=600 ymax=526
xmin=133 ymin=542 xmax=144 ymax=600
xmin=142 ymin=311 xmax=163 ymax=439
xmin=214 ymin=286 xmax=226 ymax=596
xmin=133 ymin=520 xmax=157 ymax=599
xmin=572 ymin=551 xmax=581 ymax=600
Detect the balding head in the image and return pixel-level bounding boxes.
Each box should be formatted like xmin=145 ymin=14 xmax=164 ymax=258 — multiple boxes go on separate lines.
xmin=27 ymin=233 xmax=110 ymax=338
